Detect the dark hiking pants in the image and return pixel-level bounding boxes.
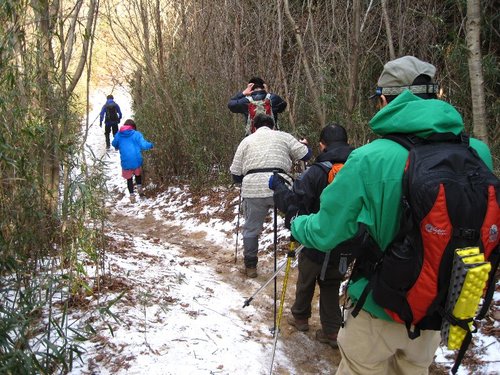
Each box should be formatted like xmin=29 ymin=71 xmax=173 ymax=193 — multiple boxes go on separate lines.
xmin=127 ymin=175 xmax=142 ymax=194
xmin=291 ymin=252 xmax=343 ymax=335
xmin=105 ymin=123 xmax=119 ymax=148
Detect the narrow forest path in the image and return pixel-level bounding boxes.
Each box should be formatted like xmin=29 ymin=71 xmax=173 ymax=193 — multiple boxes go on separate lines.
xmin=106 ymin=204 xmax=342 ymax=374
xmin=71 ymin=94 xmax=341 ymax=374
xmin=70 ymin=179 xmax=342 ymax=374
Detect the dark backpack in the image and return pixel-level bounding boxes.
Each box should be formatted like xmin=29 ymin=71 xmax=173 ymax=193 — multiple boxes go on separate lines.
xmin=353 ymin=133 xmax=499 ymax=374
xmin=316 ymin=161 xmax=354 ymax=276
xmin=246 ymin=93 xmax=272 ymax=133
xmin=105 ymin=103 xmax=119 ymax=123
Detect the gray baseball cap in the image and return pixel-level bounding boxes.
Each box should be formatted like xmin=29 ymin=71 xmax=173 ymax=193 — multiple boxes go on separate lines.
xmin=370 ymin=56 xmax=438 ymax=98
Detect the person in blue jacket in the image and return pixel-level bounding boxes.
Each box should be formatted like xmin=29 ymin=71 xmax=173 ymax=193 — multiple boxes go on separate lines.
xmin=228 ymin=77 xmax=287 ymax=135
xmin=99 ymin=94 xmax=123 ymax=149
xmin=112 ymin=119 xmax=153 ymax=202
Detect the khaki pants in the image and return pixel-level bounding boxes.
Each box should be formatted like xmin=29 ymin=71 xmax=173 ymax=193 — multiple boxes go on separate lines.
xmin=336 ymin=309 xmax=441 ymax=375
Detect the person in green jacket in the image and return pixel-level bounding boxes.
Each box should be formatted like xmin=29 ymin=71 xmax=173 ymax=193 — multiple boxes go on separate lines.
xmin=291 ymin=56 xmax=494 ymax=375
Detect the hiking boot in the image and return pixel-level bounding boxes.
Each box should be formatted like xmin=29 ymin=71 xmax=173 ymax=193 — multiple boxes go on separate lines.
xmin=315 ymin=329 xmax=338 ymax=348
xmin=129 ymin=194 xmax=136 ymax=203
xmin=245 ymin=267 xmax=257 ymax=278
xmin=287 ymin=315 xmax=309 ymax=332
xmin=137 ymin=184 xmax=145 ymax=197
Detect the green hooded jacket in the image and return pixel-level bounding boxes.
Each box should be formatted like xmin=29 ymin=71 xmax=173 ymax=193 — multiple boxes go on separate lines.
xmin=291 ymin=90 xmax=493 ymax=321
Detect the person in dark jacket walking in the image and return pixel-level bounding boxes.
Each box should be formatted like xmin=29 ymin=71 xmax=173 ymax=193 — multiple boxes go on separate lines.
xmin=112 ymin=119 xmax=153 ymax=203
xmin=99 ymin=94 xmax=123 ymax=149
xmin=269 ymin=124 xmax=354 ymax=348
xmin=228 ymin=77 xmax=287 ymax=135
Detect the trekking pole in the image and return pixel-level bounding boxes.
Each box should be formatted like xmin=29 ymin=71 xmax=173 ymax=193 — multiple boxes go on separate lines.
xmin=234 ymin=185 xmax=242 ymax=263
xmin=243 ymin=245 xmax=304 ymax=307
xmin=272 ymin=171 xmax=278 ymax=332
xmin=242 ymin=245 xmax=303 ymax=308
xmin=89 ymin=113 xmax=100 ymax=127
xmin=269 ymin=240 xmax=297 ymax=374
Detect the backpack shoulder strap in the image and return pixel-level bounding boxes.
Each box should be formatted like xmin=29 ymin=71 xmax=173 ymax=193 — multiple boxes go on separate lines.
xmin=383 ymin=133 xmax=422 ymax=150
xmin=384 ymin=132 xmax=469 ymax=149
xmin=314 ymin=161 xmax=344 ymax=184
xmin=315 ymin=161 xmax=332 ymax=174
xmin=476 ymin=245 xmax=500 ymax=319
xmin=426 ymin=131 xmax=469 ymax=144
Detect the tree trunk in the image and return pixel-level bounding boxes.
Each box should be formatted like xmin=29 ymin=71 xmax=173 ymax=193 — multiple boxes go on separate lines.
xmin=466 ymin=0 xmax=488 ymax=145
xmin=276 ymin=0 xmax=295 ymax=134
xmin=33 ymin=0 xmax=59 ymax=210
xmin=381 ymin=0 xmax=395 ymax=60
xmin=283 ymin=0 xmax=325 ymax=128
xmin=347 ymin=0 xmax=361 ymax=123
xmin=66 ymin=0 xmax=97 ymax=95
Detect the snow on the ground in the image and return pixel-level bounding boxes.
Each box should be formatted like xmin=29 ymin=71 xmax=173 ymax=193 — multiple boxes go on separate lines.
xmin=70 ymin=88 xmax=295 ymax=375
xmin=69 ymin=88 xmax=500 ymax=375
xmin=71 ymin=232 xmax=276 ymax=375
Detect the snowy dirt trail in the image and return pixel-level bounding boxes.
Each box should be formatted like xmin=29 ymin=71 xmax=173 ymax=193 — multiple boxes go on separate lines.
xmin=102 ymin=207 xmax=342 ymax=375
xmin=70 ymin=88 xmax=341 ymax=374
xmin=72 ymin=168 xmax=341 ymax=375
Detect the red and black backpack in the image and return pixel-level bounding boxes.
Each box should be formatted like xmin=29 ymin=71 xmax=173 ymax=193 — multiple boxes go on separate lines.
xmin=352 ymin=133 xmax=499 ymax=374
xmin=246 ymin=93 xmax=272 ymax=133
